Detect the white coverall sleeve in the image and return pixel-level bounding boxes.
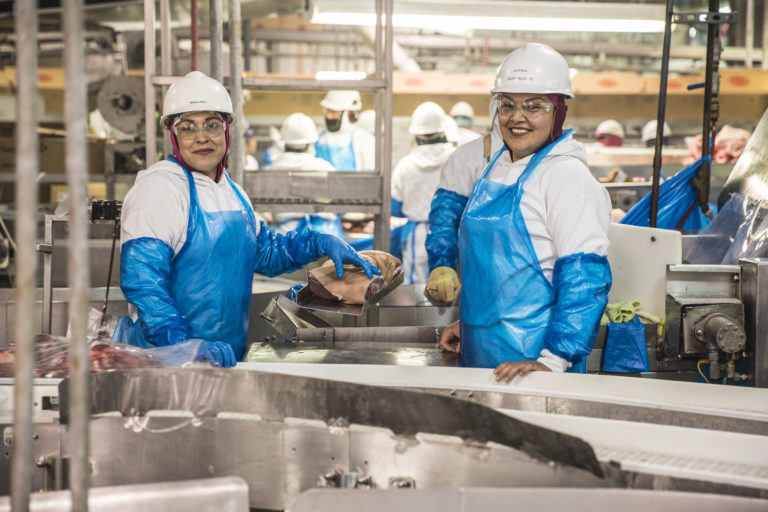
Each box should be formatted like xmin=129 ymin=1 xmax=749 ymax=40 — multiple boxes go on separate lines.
xmin=121 ymin=172 xmax=188 ymax=253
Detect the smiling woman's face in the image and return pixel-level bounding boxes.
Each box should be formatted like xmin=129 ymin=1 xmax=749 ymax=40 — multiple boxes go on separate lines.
xmin=175 ymin=112 xmax=226 ymax=178
xmin=497 ymin=93 xmax=556 ymax=162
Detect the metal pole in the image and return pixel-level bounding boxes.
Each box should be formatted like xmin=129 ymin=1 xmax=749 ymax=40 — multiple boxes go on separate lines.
xmin=375 ymin=0 xmax=382 ymax=175
xmin=243 ymin=18 xmax=251 ymax=72
xmin=191 ymin=0 xmax=198 ymax=71
xmin=378 ymin=0 xmax=393 ymax=252
xmin=144 ymin=0 xmax=156 ymax=167
xmin=228 ymin=0 xmax=244 ymax=186
xmin=698 ymin=0 xmax=720 ymax=216
xmin=745 ymin=0 xmax=754 ymax=68
xmin=650 ymin=0 xmax=674 ymax=228
xmin=63 ymin=0 xmax=91 ymax=509
xmin=763 ymin=0 xmax=768 ymax=71
xmin=160 ymin=0 xmax=172 ymax=157
xmin=11 ymin=0 xmax=38 ymax=509
xmin=210 ymin=0 xmax=223 ymax=82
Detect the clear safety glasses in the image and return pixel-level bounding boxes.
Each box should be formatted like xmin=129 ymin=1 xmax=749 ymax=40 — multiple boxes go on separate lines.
xmin=497 ymin=99 xmax=554 ymax=119
xmin=173 ymin=118 xmax=226 ymax=140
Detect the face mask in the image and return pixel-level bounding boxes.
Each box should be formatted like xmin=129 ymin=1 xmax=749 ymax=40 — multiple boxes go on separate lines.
xmin=325 ymin=116 xmax=342 ymax=132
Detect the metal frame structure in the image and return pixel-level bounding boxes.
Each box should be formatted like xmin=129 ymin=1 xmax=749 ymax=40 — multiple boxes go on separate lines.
xmin=144 ymin=0 xmax=395 ymax=252
xmin=650 ymin=0 xmax=737 ymax=227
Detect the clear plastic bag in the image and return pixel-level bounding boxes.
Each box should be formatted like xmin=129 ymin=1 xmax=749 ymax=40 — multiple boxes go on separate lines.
xmin=0 ymin=335 xmax=204 ymax=378
xmin=683 ymin=193 xmax=768 ymax=264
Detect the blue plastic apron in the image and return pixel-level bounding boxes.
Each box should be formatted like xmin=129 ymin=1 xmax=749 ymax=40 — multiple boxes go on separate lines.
xmin=115 ymin=160 xmax=258 ymax=360
xmin=459 ymin=130 xmax=583 ymax=370
xmin=315 ymin=130 xmax=357 ymax=171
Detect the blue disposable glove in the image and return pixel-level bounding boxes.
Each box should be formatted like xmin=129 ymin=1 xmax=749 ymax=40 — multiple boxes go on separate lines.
xmin=196 ymin=341 xmax=237 ymax=368
xmin=314 ymin=233 xmax=382 ymax=279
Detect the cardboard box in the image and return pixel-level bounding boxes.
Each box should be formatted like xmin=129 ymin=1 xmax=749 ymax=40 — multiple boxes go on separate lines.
xmin=0 ymin=133 xmax=105 ymax=174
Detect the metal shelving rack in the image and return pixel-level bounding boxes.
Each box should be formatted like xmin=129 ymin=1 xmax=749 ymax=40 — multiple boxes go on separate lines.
xmin=144 ymin=0 xmax=395 ymax=251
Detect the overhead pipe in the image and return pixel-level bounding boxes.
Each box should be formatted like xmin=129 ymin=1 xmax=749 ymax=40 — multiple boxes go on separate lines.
xmin=63 ymin=0 xmax=91 ymax=509
xmin=228 ymin=0 xmax=245 ymax=186
xmin=358 ymin=26 xmax=421 ymax=72
xmin=210 ymin=0 xmax=223 ymax=81
xmin=161 ymin=0 xmax=173 ymax=157
xmin=191 ymin=0 xmax=199 ymax=71
xmin=144 ymin=0 xmax=156 ymax=166
xmin=11 ymin=0 xmax=38 ymax=510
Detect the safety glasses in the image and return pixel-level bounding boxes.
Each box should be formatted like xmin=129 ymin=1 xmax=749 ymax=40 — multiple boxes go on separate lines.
xmin=497 ymin=99 xmax=554 ymax=119
xmin=173 ymin=117 xmax=226 ymax=140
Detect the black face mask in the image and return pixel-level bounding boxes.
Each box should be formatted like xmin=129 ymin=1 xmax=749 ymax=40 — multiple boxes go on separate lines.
xmin=325 ymin=116 xmax=342 ymax=132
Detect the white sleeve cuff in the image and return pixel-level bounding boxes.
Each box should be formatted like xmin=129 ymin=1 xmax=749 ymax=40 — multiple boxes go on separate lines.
xmin=537 ymin=349 xmax=573 ymax=373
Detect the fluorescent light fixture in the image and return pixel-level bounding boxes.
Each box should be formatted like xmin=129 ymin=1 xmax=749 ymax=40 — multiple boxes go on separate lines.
xmin=311 ymin=12 xmax=665 ymax=33
xmin=315 ymin=71 xmax=368 ymax=80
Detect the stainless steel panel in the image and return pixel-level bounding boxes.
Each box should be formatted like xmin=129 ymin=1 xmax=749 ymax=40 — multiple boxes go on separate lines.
xmin=0 ymin=477 xmax=249 ymax=511
xmin=61 ymin=369 xmax=603 ymax=477
xmin=244 ymin=342 xmax=458 ymax=366
xmin=0 ymin=422 xmax=63 ymax=496
xmin=740 ymin=258 xmax=768 ymax=388
xmin=289 ymin=488 xmax=768 ymax=512
xmin=666 ymin=264 xmax=741 ymax=299
xmin=244 ymin=172 xmax=382 ymax=203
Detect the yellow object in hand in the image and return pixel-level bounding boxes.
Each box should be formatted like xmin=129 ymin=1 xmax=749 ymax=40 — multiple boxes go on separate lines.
xmin=425 ymin=266 xmax=460 ymax=303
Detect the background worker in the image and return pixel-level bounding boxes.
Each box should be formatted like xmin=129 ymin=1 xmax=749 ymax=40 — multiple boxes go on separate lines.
xmin=268 ymin=113 xmax=343 ymax=238
xmin=244 ymin=124 xmax=260 ymax=171
xmin=315 ymin=90 xmax=375 ymax=171
xmin=641 ymin=119 xmax=672 ymax=148
xmin=449 ymin=100 xmax=482 ymax=145
xmin=595 ymin=119 xmax=625 ymax=147
xmin=391 ymin=102 xmax=456 ymax=284
xmin=117 ymin=72 xmax=379 ymax=367
xmin=437 ymin=43 xmax=612 ymax=379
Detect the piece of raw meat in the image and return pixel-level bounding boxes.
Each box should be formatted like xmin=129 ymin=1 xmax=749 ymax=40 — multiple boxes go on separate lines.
xmin=307 ymin=250 xmax=401 ymax=304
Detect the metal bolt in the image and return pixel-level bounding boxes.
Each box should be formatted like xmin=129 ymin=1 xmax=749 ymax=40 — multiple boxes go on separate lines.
xmin=695 ymin=328 xmax=703 ymax=337
xmin=35 ymin=456 xmax=46 ymax=467
xmin=732 ymin=274 xmax=740 ymax=282
xmin=650 ymin=236 xmax=656 ymax=242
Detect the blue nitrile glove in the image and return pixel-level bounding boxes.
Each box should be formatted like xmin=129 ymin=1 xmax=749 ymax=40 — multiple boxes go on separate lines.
xmin=196 ymin=341 xmax=237 ymax=368
xmin=314 ymin=233 xmax=382 ymax=279
xmin=427 ymin=188 xmax=468 ymax=271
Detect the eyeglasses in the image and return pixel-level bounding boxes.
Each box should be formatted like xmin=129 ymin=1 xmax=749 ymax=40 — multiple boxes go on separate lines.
xmin=497 ymin=100 xmax=554 ymax=119
xmin=173 ymin=118 xmax=226 ymax=140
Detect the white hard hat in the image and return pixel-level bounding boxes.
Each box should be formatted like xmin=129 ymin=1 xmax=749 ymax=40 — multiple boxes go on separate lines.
xmin=595 ymin=119 xmax=625 ymax=139
xmin=357 ymin=109 xmax=376 ymax=135
xmin=642 ymin=119 xmax=672 ymax=143
xmin=280 ymin=113 xmax=319 ymax=145
xmin=491 ymin=43 xmax=574 ymax=98
xmin=450 ymin=101 xmax=474 ymax=119
xmin=409 ymin=101 xmax=447 ymax=135
xmin=161 ymin=71 xmax=234 ymax=128
xmin=320 ymin=90 xmax=362 ymax=111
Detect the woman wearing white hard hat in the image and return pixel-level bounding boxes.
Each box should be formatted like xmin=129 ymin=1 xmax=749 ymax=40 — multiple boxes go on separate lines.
xmin=595 ymin=119 xmax=625 ymax=147
xmin=268 ymin=113 xmax=343 ymax=238
xmin=315 ymin=90 xmax=375 ymax=171
xmin=438 ymin=43 xmax=612 ymax=379
xmin=117 ymin=72 xmax=379 ymax=367
xmin=391 ymin=102 xmax=456 ymax=284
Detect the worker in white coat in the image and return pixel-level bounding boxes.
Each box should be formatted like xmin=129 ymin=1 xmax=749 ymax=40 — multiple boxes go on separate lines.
xmin=116 ymin=72 xmax=379 ymax=367
xmin=391 ymin=102 xmax=456 ymax=284
xmin=315 ymin=90 xmax=375 ymax=171
xmin=437 ymin=43 xmax=612 ymax=379
xmin=268 ymin=113 xmax=343 ymax=238
xmin=424 ymin=100 xmax=503 ymax=303
xmin=449 ymin=101 xmax=482 ymax=146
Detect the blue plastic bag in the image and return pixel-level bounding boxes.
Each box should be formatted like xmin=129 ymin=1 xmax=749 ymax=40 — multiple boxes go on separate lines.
xmin=621 ymin=156 xmax=712 ymax=231
xmin=602 ymin=316 xmax=649 ymax=372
